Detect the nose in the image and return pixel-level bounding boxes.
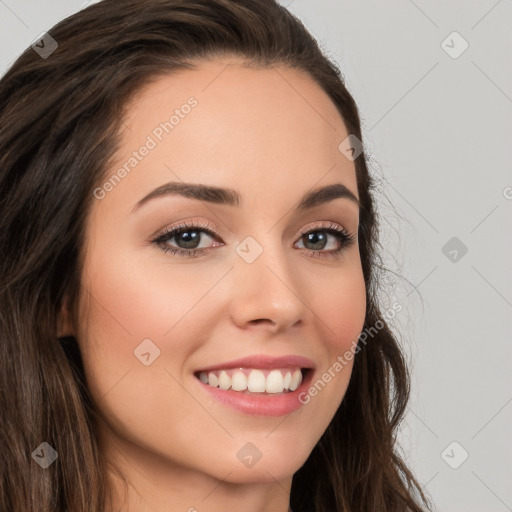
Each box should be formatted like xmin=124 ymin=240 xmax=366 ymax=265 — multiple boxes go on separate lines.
xmin=228 ymin=237 xmax=308 ymax=334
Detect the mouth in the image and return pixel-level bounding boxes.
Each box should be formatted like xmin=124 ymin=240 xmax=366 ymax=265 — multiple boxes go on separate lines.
xmin=192 ymin=354 xmax=316 ymax=416
xmin=193 ymin=367 xmax=313 ymax=395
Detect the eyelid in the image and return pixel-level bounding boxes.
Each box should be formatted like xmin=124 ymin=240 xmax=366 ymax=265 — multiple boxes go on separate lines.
xmin=152 ymin=219 xmax=218 ymax=240
xmin=300 ymin=220 xmax=351 ymax=235
xmin=150 ymin=218 xmax=356 ymax=257
xmin=152 ymin=219 xmax=352 ymax=240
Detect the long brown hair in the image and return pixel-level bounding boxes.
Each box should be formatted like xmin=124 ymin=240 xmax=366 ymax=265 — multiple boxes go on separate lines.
xmin=0 ymin=1 xmax=434 ymax=510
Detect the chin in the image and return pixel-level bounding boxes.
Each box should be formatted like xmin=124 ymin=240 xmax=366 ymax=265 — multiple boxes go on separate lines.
xmin=212 ymin=445 xmax=312 ymax=484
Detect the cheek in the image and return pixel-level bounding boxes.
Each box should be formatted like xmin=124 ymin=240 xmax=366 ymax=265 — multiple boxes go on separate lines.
xmin=296 ymin=259 xmax=366 ymax=416
xmin=314 ymin=260 xmax=367 ymax=353
xmin=307 ymin=262 xmax=365 ymax=401
xmin=75 ymin=240 xmax=232 ymax=412
xmin=75 ymin=251 xmax=219 ymax=462
xmin=77 ymin=243 xmax=220 ymax=355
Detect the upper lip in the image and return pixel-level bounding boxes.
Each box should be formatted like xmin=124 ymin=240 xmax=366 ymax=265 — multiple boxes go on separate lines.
xmin=195 ymin=354 xmax=316 ymax=373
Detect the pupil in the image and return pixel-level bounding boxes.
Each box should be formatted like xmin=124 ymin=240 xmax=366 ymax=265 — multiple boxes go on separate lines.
xmin=306 ymin=232 xmax=326 ymax=250
xmin=178 ymin=231 xmax=200 ymax=249
xmin=173 ymin=230 xmax=328 ymax=251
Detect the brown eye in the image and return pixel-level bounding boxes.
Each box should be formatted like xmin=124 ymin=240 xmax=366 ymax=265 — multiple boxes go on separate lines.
xmin=152 ymin=221 xmax=219 ymax=257
xmin=295 ymin=223 xmax=356 ymax=259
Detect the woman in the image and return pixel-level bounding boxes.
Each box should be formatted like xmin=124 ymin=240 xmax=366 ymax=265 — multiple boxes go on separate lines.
xmin=0 ymin=1 xmax=434 ymax=511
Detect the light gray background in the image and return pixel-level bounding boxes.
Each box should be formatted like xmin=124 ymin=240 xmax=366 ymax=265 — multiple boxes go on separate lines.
xmin=1 ymin=1 xmax=511 ymax=511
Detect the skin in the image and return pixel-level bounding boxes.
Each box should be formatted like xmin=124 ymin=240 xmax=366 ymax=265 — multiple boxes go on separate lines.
xmin=58 ymin=57 xmax=366 ymax=512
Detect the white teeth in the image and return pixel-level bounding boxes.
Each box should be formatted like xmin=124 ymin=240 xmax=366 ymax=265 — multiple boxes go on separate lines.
xmin=289 ymin=369 xmax=302 ymax=391
xmin=198 ymin=367 xmax=304 ymax=394
xmin=208 ymin=372 xmax=218 ymax=388
xmin=231 ymin=370 xmax=247 ymax=391
xmin=218 ymin=370 xmax=231 ymax=390
xmin=266 ymin=369 xmax=284 ymax=393
xmin=283 ymin=371 xmax=292 ymax=390
xmin=247 ymin=369 xmax=266 ymax=392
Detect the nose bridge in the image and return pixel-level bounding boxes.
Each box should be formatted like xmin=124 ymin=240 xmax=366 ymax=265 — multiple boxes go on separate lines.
xmin=229 ymin=226 xmax=307 ymax=331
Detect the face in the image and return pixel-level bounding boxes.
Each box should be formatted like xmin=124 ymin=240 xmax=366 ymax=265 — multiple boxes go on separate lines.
xmin=66 ymin=58 xmax=366 ymax=493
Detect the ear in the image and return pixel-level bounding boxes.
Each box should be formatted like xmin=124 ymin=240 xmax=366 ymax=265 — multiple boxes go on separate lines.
xmin=57 ymin=297 xmax=75 ymax=338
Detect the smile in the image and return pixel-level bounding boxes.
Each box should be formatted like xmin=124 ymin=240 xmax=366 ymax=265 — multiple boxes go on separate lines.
xmin=196 ymin=367 xmax=304 ymax=394
xmin=193 ymin=354 xmax=315 ymax=416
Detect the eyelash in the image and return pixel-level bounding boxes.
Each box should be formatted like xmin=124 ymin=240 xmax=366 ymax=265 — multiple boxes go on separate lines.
xmin=151 ymin=220 xmax=357 ymax=259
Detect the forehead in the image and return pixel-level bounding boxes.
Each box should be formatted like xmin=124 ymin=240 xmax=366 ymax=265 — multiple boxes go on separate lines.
xmin=105 ymin=57 xmax=358 ymax=212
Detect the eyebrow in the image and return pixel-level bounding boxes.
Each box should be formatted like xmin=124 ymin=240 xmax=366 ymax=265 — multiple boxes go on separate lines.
xmin=131 ymin=181 xmax=359 ymax=213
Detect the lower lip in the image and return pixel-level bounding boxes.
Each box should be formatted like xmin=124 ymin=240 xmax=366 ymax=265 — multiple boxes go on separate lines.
xmin=194 ymin=369 xmax=314 ymax=417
